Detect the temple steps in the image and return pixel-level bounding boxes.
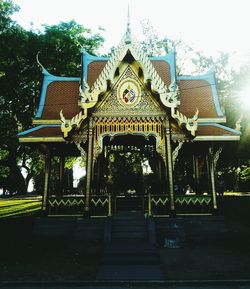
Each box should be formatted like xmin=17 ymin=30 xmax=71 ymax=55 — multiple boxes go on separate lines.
xmin=97 ymin=212 xmax=163 ymax=280
xmin=111 ymin=212 xmax=148 ymax=242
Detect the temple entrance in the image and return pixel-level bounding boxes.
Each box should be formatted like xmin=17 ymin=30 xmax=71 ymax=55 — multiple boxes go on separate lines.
xmin=95 ymin=135 xmax=164 ymax=213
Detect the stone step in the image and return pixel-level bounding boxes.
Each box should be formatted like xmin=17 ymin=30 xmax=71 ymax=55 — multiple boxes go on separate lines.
xmin=112 ymin=232 xmax=147 ymax=240
xmin=102 ymin=258 xmax=159 ymax=265
xmin=104 ymin=244 xmax=156 ymax=253
xmin=97 ymin=264 xmax=164 ymax=280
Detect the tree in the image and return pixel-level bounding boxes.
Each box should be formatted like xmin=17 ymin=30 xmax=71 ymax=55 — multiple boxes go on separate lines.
xmin=0 ymin=2 xmax=104 ymax=194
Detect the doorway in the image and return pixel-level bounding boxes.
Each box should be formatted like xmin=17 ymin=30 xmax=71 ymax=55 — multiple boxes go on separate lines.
xmin=96 ymin=134 xmax=164 ymax=213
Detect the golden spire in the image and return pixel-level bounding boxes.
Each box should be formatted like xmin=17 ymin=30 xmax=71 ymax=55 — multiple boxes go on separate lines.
xmin=125 ymin=5 xmax=131 ymax=44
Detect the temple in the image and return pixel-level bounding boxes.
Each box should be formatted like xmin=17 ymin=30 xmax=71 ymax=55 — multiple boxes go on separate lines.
xmin=18 ymin=23 xmax=240 ymax=217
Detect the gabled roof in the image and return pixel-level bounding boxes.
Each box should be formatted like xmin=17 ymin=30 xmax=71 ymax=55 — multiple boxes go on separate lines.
xmin=60 ymin=34 xmax=201 ymax=137
xmin=18 ymin=28 xmax=240 ymax=143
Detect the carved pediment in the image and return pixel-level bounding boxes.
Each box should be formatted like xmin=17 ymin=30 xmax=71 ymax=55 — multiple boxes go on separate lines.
xmin=93 ymin=66 xmax=165 ymax=117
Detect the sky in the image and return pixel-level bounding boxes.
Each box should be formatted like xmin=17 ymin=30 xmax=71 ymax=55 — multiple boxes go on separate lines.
xmin=11 ymin=0 xmax=250 ymax=66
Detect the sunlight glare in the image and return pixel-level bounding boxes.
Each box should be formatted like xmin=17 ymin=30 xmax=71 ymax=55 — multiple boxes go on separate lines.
xmin=240 ymin=87 xmax=250 ymax=109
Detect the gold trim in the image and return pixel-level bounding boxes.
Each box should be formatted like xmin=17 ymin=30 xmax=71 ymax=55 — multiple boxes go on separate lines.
xmin=19 ymin=137 xmax=65 ymax=143
xmin=33 ymin=119 xmax=62 ymax=125
xmin=194 ymin=136 xmax=240 ymax=141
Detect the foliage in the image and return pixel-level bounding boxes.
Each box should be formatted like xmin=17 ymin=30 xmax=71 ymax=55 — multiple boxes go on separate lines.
xmin=0 ymin=2 xmax=104 ymax=194
xmin=39 ymin=20 xmax=104 ymax=76
xmin=105 ymin=151 xmax=144 ymax=194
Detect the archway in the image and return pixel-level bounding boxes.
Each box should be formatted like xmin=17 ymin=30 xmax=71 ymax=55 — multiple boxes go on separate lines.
xmin=94 ymin=134 xmax=165 ymax=212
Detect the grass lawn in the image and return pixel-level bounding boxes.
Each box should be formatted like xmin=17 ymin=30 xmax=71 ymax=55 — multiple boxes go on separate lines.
xmin=0 ymin=196 xmax=42 ymax=218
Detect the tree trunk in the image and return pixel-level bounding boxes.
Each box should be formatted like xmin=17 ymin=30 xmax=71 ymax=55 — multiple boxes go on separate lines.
xmin=7 ymin=147 xmax=26 ymax=195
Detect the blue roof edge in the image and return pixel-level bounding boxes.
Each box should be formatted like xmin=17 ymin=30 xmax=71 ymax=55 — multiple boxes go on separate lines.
xmin=198 ymin=123 xmax=241 ymax=135
xmin=149 ymin=49 xmax=176 ymax=84
xmin=82 ymin=49 xmax=109 ymax=91
xmin=18 ymin=124 xmax=61 ymax=136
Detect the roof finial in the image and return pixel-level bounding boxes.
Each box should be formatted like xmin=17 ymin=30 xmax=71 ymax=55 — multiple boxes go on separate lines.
xmin=36 ymin=51 xmax=45 ymax=71
xmin=36 ymin=51 xmax=50 ymax=75
xmin=125 ymin=5 xmax=131 ymax=44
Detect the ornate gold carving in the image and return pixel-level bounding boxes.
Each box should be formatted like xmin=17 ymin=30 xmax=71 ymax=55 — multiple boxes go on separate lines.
xmin=171 ymin=108 xmax=199 ymax=136
xmin=129 ymin=38 xmax=180 ymax=108
xmin=60 ymin=32 xmax=198 ymax=138
xmin=94 ymin=116 xmax=164 ymax=150
xmin=213 ymin=146 xmax=223 ymax=169
xmin=72 ymin=129 xmax=88 ymax=144
xmin=75 ymin=141 xmax=86 ymax=158
xmin=172 ymin=141 xmax=184 ymax=169
xmin=94 ymin=67 xmax=165 ymax=117
xmin=159 ymin=81 xmax=180 ymax=108
xmin=60 ymin=110 xmax=87 ymax=138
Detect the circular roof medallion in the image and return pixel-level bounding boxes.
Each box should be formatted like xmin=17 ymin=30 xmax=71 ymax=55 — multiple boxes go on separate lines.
xmin=117 ymin=79 xmax=141 ymax=107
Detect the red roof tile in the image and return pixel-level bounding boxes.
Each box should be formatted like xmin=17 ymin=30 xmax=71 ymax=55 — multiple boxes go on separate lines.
xmin=87 ymin=61 xmax=107 ymax=87
xmin=41 ymin=81 xmax=81 ymax=120
xmin=151 ymin=60 xmax=171 ymax=86
xmin=178 ymin=79 xmax=218 ymax=118
xmin=197 ymin=125 xmax=239 ymax=136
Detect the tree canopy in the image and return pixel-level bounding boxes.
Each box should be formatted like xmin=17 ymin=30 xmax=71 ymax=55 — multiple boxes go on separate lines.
xmin=0 ymin=0 xmax=104 ymax=195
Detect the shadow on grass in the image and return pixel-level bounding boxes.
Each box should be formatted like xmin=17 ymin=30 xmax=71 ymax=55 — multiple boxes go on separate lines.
xmin=0 ymin=198 xmax=42 ymax=219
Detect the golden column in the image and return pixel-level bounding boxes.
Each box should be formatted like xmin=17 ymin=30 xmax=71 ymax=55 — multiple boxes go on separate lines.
xmin=85 ymin=118 xmax=94 ymax=215
xmin=59 ymin=155 xmax=65 ymax=195
xmin=165 ymin=120 xmax=175 ymax=214
xmin=192 ymin=155 xmax=200 ymax=193
xmin=42 ymin=152 xmax=51 ymax=212
xmin=208 ymin=146 xmax=217 ymax=210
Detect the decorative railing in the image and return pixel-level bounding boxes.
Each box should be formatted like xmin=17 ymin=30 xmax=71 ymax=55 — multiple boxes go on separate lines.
xmin=148 ymin=194 xmax=169 ymax=216
xmin=48 ymin=194 xmax=110 ymax=216
xmin=174 ymin=195 xmax=212 ymax=213
xmin=90 ymin=195 xmax=110 ymax=216
xmin=175 ymin=195 xmax=211 ymax=205
xmin=47 ymin=193 xmax=212 ymax=216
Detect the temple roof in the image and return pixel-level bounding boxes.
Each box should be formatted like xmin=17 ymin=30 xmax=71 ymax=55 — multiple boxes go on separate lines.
xmin=19 ymin=33 xmax=239 ymax=142
xmin=32 ymin=54 xmax=224 ymax=124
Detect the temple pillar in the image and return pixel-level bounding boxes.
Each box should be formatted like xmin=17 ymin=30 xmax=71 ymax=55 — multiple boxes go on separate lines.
xmin=165 ymin=122 xmax=175 ymax=215
xmin=85 ymin=118 xmax=94 ymax=216
xmin=59 ymin=155 xmax=65 ymax=195
xmin=192 ymin=155 xmax=200 ymax=193
xmin=208 ymin=146 xmax=217 ymax=210
xmin=42 ymin=152 xmax=51 ymax=212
